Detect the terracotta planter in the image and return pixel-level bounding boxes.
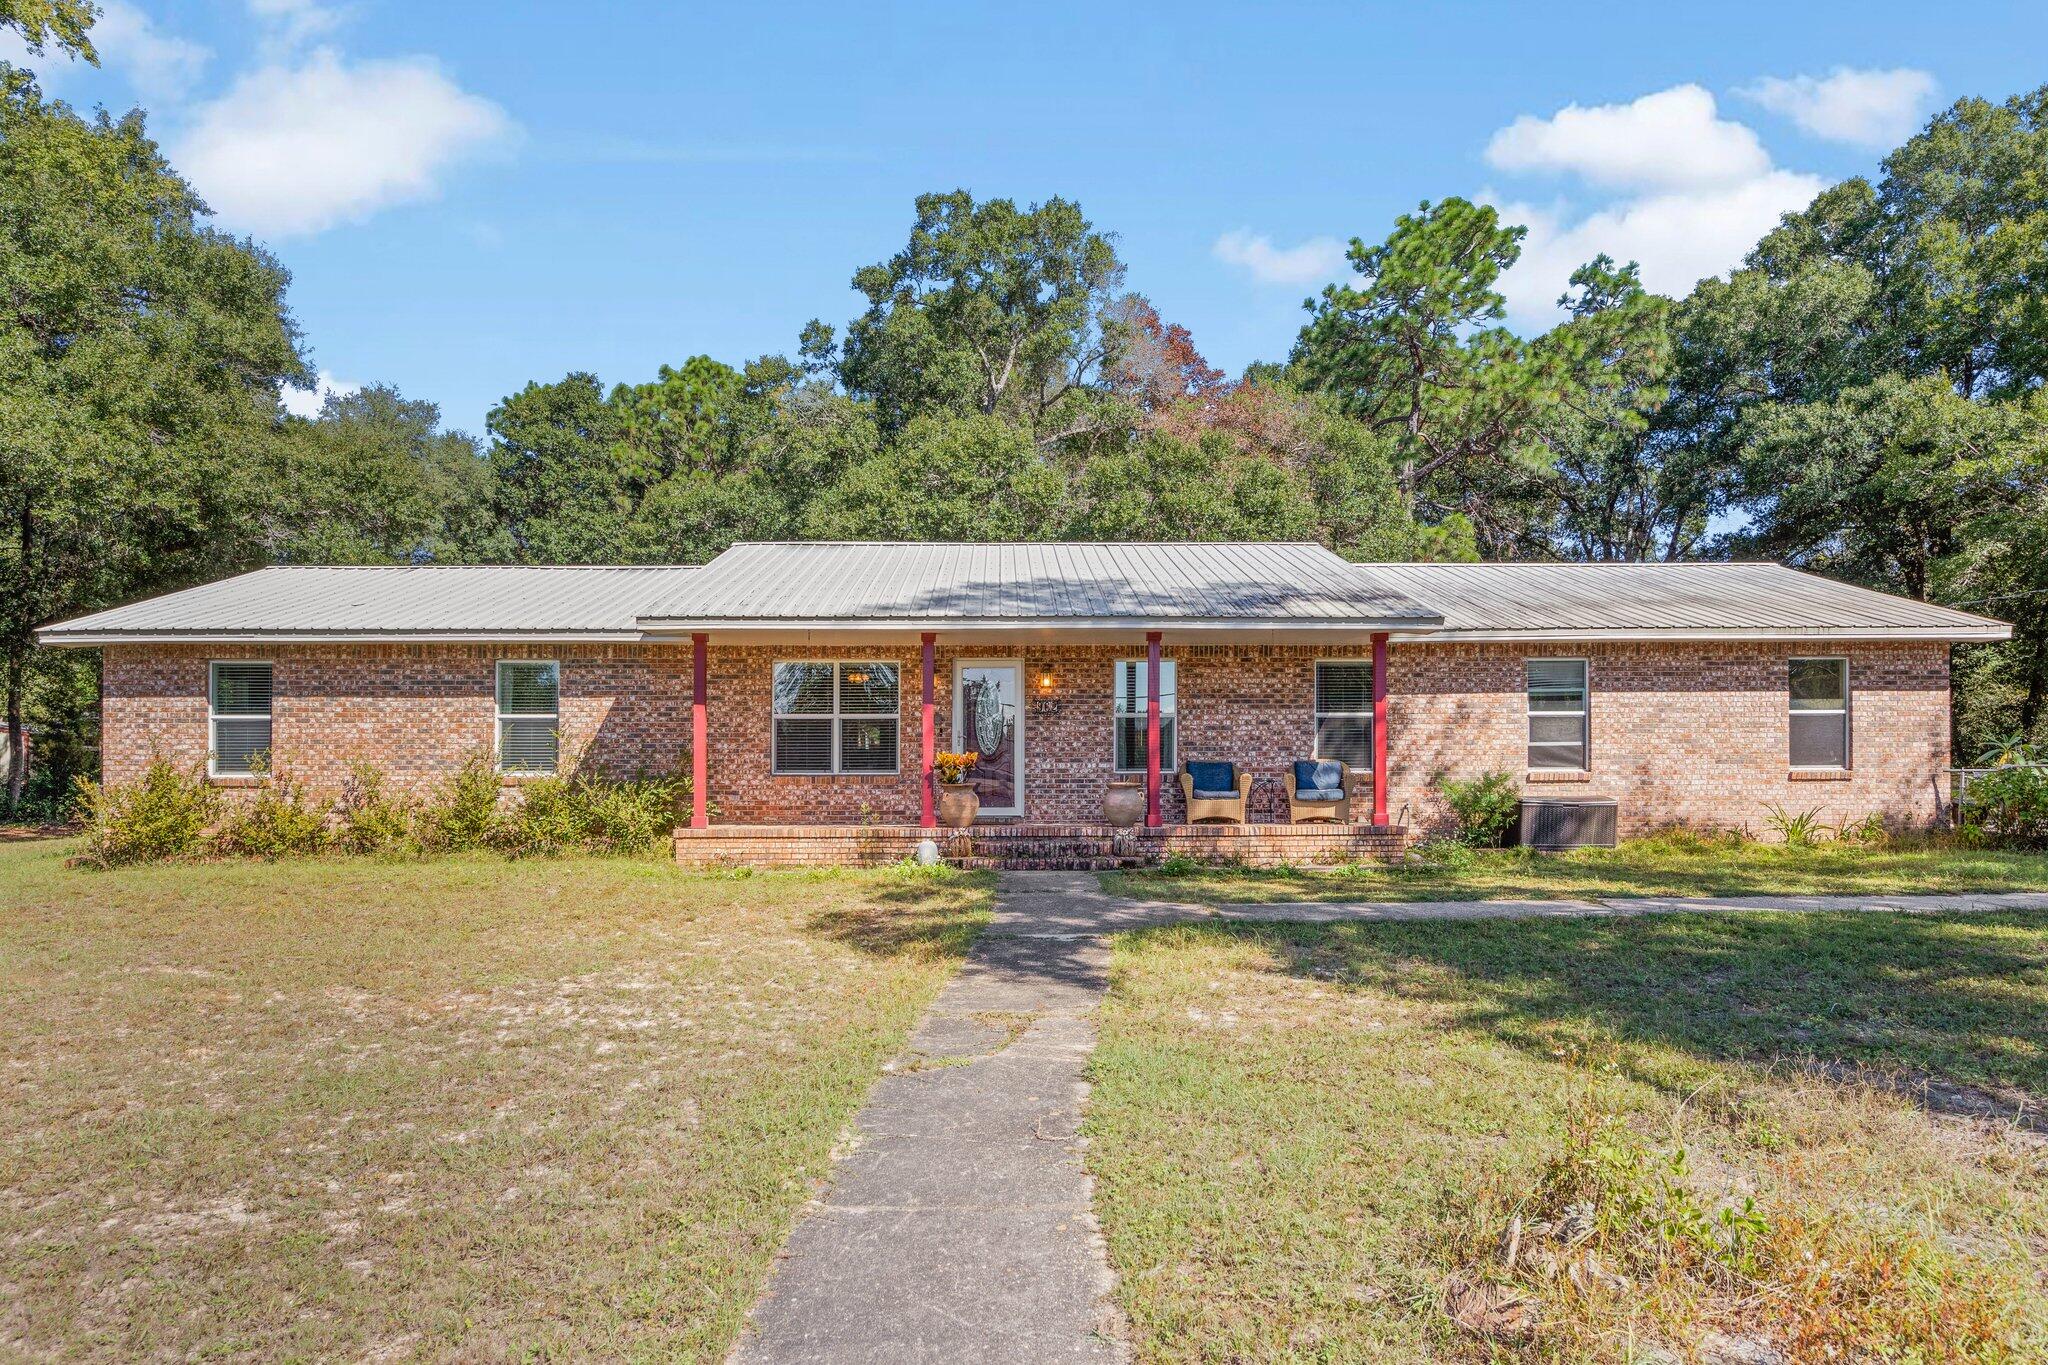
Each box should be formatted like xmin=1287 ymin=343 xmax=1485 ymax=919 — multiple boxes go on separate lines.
xmin=1102 ymin=781 xmax=1145 ymax=829
xmin=936 ymin=782 xmax=980 ymax=829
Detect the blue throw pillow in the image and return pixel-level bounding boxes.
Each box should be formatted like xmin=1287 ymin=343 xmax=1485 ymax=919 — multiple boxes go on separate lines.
xmin=1294 ymin=759 xmax=1344 ymax=795
xmin=1186 ymin=760 xmax=1236 ymax=796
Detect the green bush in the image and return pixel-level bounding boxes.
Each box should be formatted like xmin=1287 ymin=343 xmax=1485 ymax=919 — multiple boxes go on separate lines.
xmin=1957 ymin=763 xmax=2048 ymax=848
xmin=1763 ymin=804 xmax=1828 ymax=847
xmin=214 ymin=769 xmax=331 ymax=859
xmin=498 ymin=770 xmax=684 ymax=857
xmin=72 ymin=759 xmax=221 ymax=867
xmin=1437 ymin=770 xmax=1519 ymax=847
xmin=423 ymin=752 xmax=502 ymax=852
xmin=334 ymin=763 xmax=419 ymax=856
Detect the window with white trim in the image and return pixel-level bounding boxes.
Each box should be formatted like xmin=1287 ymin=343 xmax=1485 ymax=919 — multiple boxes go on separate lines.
xmin=1112 ymin=659 xmax=1177 ymax=772
xmin=496 ymin=661 xmax=560 ymax=774
xmin=1526 ymin=659 xmax=1589 ymax=770
xmin=1788 ymin=657 xmax=1850 ymax=768
xmin=209 ymin=661 xmax=273 ymax=777
xmin=1314 ymin=660 xmax=1373 ymax=770
xmin=772 ymin=661 xmax=899 ymax=775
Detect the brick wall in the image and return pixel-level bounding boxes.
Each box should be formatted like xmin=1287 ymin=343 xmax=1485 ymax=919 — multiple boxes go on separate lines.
xmin=1385 ymin=640 xmax=1950 ymax=837
xmin=99 ymin=637 xmax=1951 ymax=837
xmin=101 ymin=642 xmax=693 ymax=794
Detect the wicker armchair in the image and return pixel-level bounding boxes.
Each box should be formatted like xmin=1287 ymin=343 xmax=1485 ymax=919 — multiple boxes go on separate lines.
xmin=1178 ymin=761 xmax=1252 ymax=824
xmin=1287 ymin=760 xmax=1356 ymax=824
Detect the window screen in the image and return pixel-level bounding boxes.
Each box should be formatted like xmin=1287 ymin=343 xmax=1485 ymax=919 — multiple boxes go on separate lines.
xmin=1789 ymin=658 xmax=1849 ymax=768
xmin=1113 ymin=659 xmax=1177 ymax=772
xmin=1527 ymin=659 xmax=1589 ymax=770
xmin=497 ymin=661 xmax=560 ymax=773
xmin=209 ymin=662 xmax=273 ymax=776
xmin=1314 ymin=661 xmax=1373 ymax=769
xmin=772 ymin=661 xmax=899 ymax=774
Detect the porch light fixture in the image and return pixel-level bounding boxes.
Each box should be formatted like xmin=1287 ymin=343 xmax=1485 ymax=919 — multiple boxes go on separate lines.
xmin=1038 ymin=671 xmax=1054 ymax=692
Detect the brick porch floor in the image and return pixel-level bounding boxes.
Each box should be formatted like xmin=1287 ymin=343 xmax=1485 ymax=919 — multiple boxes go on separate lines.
xmin=673 ymin=822 xmax=1411 ymax=870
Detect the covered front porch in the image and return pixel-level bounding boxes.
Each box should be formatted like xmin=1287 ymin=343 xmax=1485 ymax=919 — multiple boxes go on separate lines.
xmin=667 ymin=628 xmax=1407 ymax=868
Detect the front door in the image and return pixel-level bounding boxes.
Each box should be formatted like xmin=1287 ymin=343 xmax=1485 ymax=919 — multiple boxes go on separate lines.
xmin=954 ymin=660 xmax=1024 ymax=817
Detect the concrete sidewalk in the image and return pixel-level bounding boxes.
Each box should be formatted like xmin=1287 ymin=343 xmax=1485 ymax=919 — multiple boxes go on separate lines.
xmin=732 ymin=872 xmax=1126 ymax=1364
xmin=1143 ymin=888 xmax=2048 ymax=925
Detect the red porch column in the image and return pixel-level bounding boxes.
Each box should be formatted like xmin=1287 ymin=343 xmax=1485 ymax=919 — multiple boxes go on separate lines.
xmin=1145 ymin=630 xmax=1163 ymax=828
xmin=920 ymin=632 xmax=937 ymax=829
xmin=690 ymin=633 xmax=709 ymax=829
xmin=1370 ymin=631 xmax=1389 ymax=828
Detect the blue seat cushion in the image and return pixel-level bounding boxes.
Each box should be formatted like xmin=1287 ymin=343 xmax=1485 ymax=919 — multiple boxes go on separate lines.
xmin=1186 ymin=760 xmax=1237 ymax=800
xmin=1294 ymin=760 xmax=1345 ymax=798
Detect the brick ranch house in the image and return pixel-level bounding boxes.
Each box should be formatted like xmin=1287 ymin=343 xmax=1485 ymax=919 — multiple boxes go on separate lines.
xmin=39 ymin=542 xmax=2009 ymax=867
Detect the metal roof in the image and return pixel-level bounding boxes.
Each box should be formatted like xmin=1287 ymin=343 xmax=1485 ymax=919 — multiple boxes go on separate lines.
xmin=37 ymin=549 xmax=2010 ymax=645
xmin=635 ymin=542 xmax=1443 ymax=628
xmin=38 ymin=565 xmax=698 ymax=643
xmin=1361 ymin=562 xmax=2010 ymax=641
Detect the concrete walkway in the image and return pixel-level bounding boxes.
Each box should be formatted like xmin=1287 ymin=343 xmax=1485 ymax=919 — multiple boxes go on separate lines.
xmin=733 ymin=872 xmax=1127 ymax=1364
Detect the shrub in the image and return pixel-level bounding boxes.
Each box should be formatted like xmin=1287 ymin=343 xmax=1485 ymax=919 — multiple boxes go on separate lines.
xmin=72 ymin=759 xmax=221 ymax=867
xmin=214 ymin=769 xmax=331 ymax=859
xmin=334 ymin=763 xmax=419 ymax=855
xmin=497 ymin=770 xmax=685 ymax=857
xmin=1764 ymin=804 xmax=1828 ymax=847
xmin=1437 ymin=770 xmax=1520 ymax=847
xmin=422 ymin=752 xmax=503 ymax=852
xmin=1956 ymin=762 xmax=2048 ymax=848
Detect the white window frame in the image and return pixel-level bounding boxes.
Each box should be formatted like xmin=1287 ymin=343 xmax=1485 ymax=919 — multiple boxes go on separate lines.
xmin=1526 ymin=657 xmax=1590 ymax=772
xmin=771 ymin=660 xmax=901 ymax=776
xmin=1112 ymin=658 xmax=1178 ymax=774
xmin=1788 ymin=656 xmax=1851 ymax=770
xmin=208 ymin=660 xmax=273 ymax=778
xmin=495 ymin=659 xmax=561 ymax=775
xmin=1313 ymin=658 xmax=1375 ymax=772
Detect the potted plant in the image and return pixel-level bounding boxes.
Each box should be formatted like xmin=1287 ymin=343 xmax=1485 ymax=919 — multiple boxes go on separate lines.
xmin=933 ymin=750 xmax=980 ymax=828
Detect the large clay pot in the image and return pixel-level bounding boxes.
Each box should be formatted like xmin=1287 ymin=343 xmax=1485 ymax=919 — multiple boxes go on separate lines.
xmin=936 ymin=782 xmax=980 ymax=829
xmin=1102 ymin=781 xmax=1145 ymax=829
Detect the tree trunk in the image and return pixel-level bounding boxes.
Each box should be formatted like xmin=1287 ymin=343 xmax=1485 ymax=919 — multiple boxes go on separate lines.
xmin=4 ymin=502 xmax=29 ymax=811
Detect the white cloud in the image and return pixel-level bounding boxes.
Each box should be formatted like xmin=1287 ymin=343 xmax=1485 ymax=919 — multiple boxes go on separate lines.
xmin=246 ymin=0 xmax=347 ymax=56
xmin=1740 ymin=67 xmax=1936 ymax=148
xmin=1486 ymin=84 xmax=1771 ymax=193
xmin=1490 ymin=170 xmax=1826 ymax=319
xmin=1212 ymin=230 xmax=1350 ymax=286
xmin=172 ymin=48 xmax=512 ymax=237
xmin=0 ymin=1 xmax=208 ymax=99
xmin=281 ymin=370 xmax=361 ymax=418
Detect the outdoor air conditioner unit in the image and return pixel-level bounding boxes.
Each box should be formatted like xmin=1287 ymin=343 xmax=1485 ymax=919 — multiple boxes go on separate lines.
xmin=1518 ymin=796 xmax=1618 ymax=851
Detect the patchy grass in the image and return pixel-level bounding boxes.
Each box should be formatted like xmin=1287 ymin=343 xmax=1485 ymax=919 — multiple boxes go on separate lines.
xmin=0 ymin=838 xmax=990 ymax=1361
xmin=1109 ymin=834 xmax=2048 ymax=904
xmin=1086 ymin=908 xmax=2048 ymax=1362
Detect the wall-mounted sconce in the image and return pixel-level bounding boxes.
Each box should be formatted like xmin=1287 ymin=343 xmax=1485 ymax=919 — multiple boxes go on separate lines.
xmin=1037 ymin=671 xmax=1055 ymax=693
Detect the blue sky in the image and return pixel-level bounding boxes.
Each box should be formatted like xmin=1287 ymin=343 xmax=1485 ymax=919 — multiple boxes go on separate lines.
xmin=13 ymin=1 xmax=2047 ymax=436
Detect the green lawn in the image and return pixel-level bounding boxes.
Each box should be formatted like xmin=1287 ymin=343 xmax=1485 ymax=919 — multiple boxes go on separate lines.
xmin=1086 ymin=908 xmax=2048 ymax=1362
xmin=1108 ymin=835 xmax=2048 ymax=904
xmin=0 ymin=838 xmax=990 ymax=1361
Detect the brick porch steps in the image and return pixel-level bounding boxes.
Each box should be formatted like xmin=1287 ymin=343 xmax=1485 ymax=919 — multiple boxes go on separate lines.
xmin=673 ymin=822 xmax=1411 ymax=870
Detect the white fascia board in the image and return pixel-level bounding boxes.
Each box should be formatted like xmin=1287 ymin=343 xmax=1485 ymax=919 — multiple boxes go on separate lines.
xmin=1386 ymin=626 xmax=2012 ymax=643
xmin=636 ymin=616 xmax=1443 ymax=634
xmin=38 ymin=631 xmax=649 ymax=647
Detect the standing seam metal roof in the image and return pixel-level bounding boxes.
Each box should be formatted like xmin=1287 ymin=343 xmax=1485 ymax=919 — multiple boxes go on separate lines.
xmin=37 ymin=565 xmax=698 ymax=639
xmin=1358 ymin=562 xmax=2009 ymax=637
xmin=635 ymin=541 xmax=1442 ymax=623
